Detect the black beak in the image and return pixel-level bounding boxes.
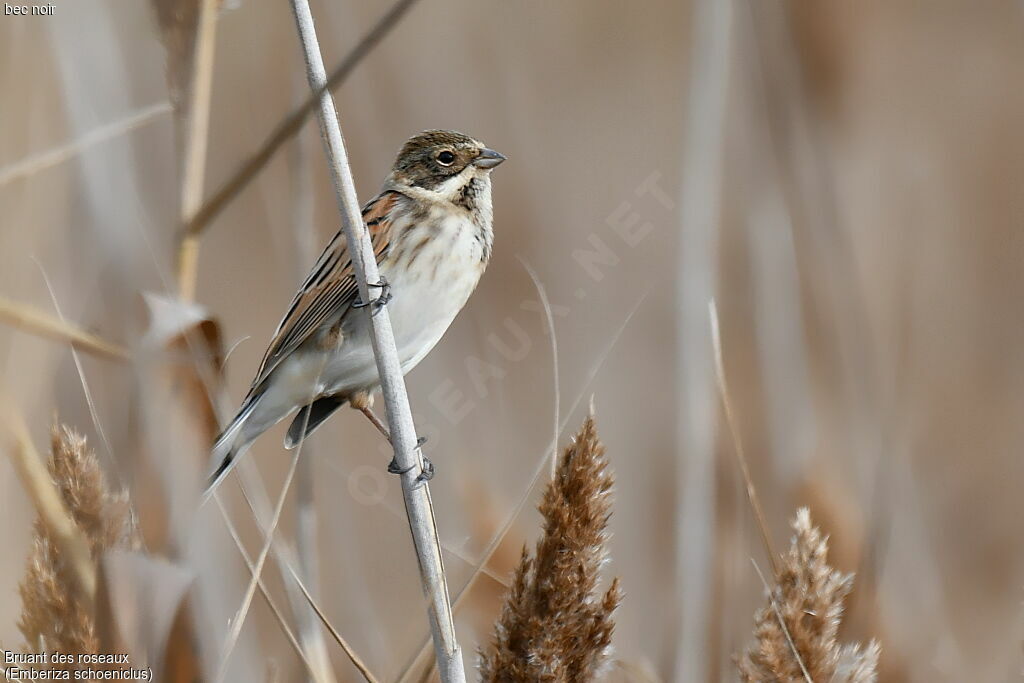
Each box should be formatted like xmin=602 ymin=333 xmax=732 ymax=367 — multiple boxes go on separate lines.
xmin=474 ymin=148 xmax=507 ymax=169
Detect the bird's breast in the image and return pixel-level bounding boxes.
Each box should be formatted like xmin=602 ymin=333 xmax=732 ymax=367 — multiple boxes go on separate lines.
xmin=378 ymin=210 xmax=487 ymax=369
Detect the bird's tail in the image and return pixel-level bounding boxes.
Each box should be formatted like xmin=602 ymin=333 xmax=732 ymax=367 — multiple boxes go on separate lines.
xmin=204 ymin=399 xmax=258 ymax=498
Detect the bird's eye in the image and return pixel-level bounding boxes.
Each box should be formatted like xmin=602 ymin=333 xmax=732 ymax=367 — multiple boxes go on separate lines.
xmin=436 ymin=150 xmax=456 ymax=166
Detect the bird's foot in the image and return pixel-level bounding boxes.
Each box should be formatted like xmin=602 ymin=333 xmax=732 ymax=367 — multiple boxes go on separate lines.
xmin=371 ymin=277 xmax=393 ymax=306
xmin=387 ymin=455 xmax=434 ymax=488
xmin=352 ymin=276 xmax=391 ymax=313
xmin=415 ymin=457 xmax=435 ymax=485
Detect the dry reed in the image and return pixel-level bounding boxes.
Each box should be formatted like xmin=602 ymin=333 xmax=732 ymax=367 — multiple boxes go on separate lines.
xmin=479 ymin=415 xmax=622 ymax=682
xmin=150 ymin=0 xmax=200 ymax=114
xmin=737 ymin=508 xmax=879 ymax=683
xmin=149 ymin=0 xmax=221 ymax=300
xmin=0 ymin=297 xmax=128 ymax=361
xmin=18 ymin=423 xmax=136 ymax=668
xmin=287 ymin=0 xmax=465 ymax=678
xmin=183 ymin=0 xmax=421 ymax=240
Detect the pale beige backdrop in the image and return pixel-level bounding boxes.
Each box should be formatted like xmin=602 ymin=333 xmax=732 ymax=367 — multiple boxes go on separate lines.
xmin=1 ymin=0 xmax=1023 ymax=681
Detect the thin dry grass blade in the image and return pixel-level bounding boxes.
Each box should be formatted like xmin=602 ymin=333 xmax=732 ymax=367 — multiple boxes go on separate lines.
xmin=366 ymin=490 xmax=512 ymax=588
xmin=709 ymin=299 xmax=778 ymax=575
xmin=0 ymin=103 xmax=171 ymax=188
xmin=34 ymin=261 xmax=122 ymax=489
xmin=280 ymin=552 xmax=380 ymax=683
xmin=231 ymin=480 xmax=379 ymax=682
xmin=515 ymin=258 xmax=560 ymax=478
xmin=0 ymin=297 xmax=128 ymax=361
xmin=213 ymin=496 xmax=326 ymax=683
xmin=212 ymin=444 xmax=303 ymax=682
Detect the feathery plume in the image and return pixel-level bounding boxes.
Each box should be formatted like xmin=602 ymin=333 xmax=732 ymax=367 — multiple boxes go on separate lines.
xmin=18 ymin=423 xmax=136 ymax=666
xmin=737 ymin=508 xmax=880 ymax=683
xmin=479 ymin=415 xmax=622 ymax=682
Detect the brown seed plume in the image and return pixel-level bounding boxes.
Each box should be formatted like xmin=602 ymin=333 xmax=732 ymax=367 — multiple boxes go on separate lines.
xmin=737 ymin=508 xmax=880 ymax=683
xmin=17 ymin=423 xmax=136 ymax=667
xmin=479 ymin=415 xmax=622 ymax=682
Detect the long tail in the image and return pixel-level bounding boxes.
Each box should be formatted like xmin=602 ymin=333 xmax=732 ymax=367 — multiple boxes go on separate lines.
xmin=204 ymin=399 xmax=259 ymax=497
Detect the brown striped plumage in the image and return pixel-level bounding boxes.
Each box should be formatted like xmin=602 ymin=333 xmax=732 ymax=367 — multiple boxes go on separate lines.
xmin=206 ymin=130 xmax=505 ymax=493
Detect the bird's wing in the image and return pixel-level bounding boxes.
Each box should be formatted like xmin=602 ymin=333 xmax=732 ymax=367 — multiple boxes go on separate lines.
xmin=243 ymin=191 xmax=400 ymax=399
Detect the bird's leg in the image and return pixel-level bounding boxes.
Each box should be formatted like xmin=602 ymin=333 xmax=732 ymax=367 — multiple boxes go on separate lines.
xmin=353 ymin=402 xmax=428 ymax=446
xmin=351 ymin=392 xmax=433 ymax=483
xmin=351 ymin=276 xmax=391 ymax=312
xmin=350 ymin=392 xmax=390 ymax=440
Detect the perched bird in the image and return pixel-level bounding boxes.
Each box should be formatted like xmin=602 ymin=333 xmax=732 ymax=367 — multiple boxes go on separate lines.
xmin=206 ymin=130 xmax=505 ymax=493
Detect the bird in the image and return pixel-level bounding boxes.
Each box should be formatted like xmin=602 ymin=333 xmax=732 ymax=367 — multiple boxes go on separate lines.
xmin=206 ymin=130 xmax=505 ymax=494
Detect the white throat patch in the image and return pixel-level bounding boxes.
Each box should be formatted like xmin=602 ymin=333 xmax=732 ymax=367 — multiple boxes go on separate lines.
xmin=399 ymin=166 xmax=482 ymax=206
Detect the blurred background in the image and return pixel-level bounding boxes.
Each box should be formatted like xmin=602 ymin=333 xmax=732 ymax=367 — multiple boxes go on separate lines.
xmin=2 ymin=0 xmax=1023 ymax=680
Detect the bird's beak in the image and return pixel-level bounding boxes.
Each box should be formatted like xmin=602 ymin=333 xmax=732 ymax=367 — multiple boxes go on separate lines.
xmin=473 ymin=148 xmax=507 ymax=169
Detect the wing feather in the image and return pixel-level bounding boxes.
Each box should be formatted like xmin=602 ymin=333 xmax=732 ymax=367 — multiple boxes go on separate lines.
xmin=243 ymin=191 xmax=400 ymax=399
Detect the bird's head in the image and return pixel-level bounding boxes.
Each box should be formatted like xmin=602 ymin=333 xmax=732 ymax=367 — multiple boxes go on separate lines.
xmin=388 ymin=130 xmax=505 ymax=199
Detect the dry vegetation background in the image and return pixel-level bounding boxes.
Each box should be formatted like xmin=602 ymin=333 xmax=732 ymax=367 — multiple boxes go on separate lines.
xmin=2 ymin=0 xmax=1023 ymax=681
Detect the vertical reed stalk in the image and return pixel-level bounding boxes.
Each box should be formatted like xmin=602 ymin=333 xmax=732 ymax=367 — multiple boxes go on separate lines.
xmin=675 ymin=0 xmax=735 ymax=678
xmin=286 ymin=2 xmax=466 ymax=679
xmin=176 ymin=0 xmax=219 ymax=301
